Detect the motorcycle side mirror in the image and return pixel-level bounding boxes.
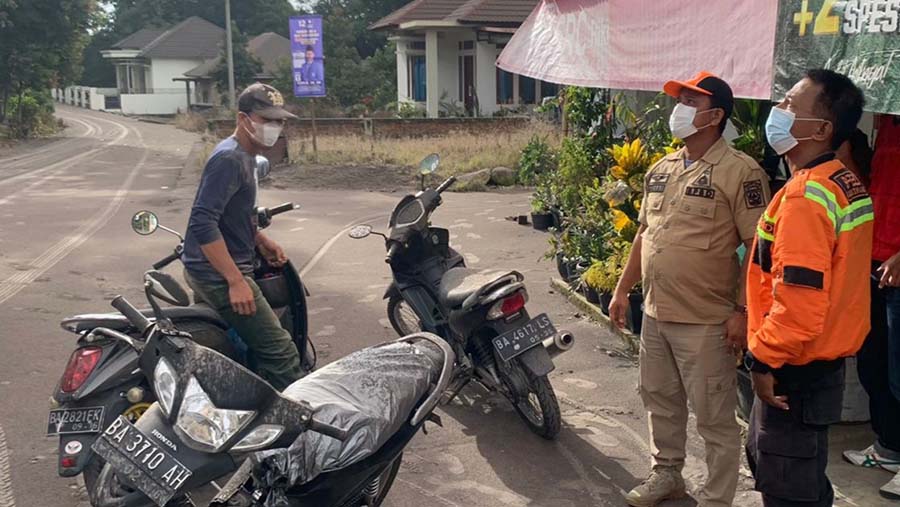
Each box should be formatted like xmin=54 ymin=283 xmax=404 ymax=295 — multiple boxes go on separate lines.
xmin=418 ymin=153 xmax=440 ymax=175
xmin=132 ymin=210 xmax=159 ymax=235
xmin=144 ymin=271 xmax=191 ymax=307
xmin=255 ymin=155 xmax=271 ymax=180
xmin=348 ymin=224 xmax=373 ymax=239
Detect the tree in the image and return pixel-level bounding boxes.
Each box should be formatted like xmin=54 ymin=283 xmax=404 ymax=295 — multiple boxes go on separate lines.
xmin=212 ymin=23 xmax=263 ymax=104
xmin=0 ymin=0 xmax=97 ymax=121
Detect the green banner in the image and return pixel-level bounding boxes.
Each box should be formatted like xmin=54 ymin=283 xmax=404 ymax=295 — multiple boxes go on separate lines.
xmin=774 ymin=0 xmax=900 ymax=113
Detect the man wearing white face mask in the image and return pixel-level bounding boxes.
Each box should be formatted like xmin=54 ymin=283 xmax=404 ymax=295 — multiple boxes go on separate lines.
xmin=612 ymin=71 xmax=770 ymax=507
xmin=182 ymin=82 xmax=304 ymax=390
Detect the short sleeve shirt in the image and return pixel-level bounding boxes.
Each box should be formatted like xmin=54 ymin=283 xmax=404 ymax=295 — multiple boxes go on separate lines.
xmin=639 ymin=138 xmax=770 ymax=325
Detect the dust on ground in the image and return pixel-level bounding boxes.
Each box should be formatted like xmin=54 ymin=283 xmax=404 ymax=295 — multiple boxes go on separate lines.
xmin=265 ymin=163 xmax=419 ymax=192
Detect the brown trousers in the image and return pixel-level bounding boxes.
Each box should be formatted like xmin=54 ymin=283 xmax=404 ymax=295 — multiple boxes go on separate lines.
xmin=639 ymin=316 xmax=741 ymax=507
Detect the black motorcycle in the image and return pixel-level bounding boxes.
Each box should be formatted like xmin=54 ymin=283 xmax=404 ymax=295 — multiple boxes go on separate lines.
xmin=48 ymin=170 xmax=314 ymax=501
xmin=89 ymin=273 xmax=453 ymax=507
xmin=349 ymin=154 xmax=575 ymax=439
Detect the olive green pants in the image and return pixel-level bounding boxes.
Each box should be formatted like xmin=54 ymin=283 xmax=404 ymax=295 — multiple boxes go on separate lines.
xmin=185 ymin=271 xmax=303 ymax=391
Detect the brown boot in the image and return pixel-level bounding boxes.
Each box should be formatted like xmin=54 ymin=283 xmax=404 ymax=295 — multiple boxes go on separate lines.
xmin=624 ymin=466 xmax=686 ymax=507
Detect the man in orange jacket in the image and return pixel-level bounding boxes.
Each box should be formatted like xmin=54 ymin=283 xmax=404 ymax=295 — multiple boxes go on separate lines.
xmin=745 ymin=69 xmax=872 ymax=506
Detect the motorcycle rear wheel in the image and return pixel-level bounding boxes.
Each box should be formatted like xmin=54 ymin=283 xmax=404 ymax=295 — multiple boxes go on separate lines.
xmin=503 ymin=362 xmax=561 ymax=440
xmin=387 ymin=296 xmax=423 ymax=337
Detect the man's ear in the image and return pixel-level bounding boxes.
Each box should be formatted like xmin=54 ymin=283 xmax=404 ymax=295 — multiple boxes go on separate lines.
xmin=813 ymin=120 xmax=833 ymax=143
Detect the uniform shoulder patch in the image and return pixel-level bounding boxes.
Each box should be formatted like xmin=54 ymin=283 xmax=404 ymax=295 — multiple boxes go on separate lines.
xmin=743 ymin=180 xmax=766 ymax=209
xmin=829 ymin=168 xmax=868 ymax=203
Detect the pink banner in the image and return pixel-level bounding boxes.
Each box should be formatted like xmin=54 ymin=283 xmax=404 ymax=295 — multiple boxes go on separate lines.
xmin=497 ymin=0 xmax=778 ymax=99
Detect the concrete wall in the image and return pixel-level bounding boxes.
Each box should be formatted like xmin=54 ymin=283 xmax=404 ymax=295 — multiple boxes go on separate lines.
xmin=396 ymin=41 xmax=411 ymax=104
xmin=475 ymin=41 xmax=500 ymax=116
xmin=54 ymin=86 xmax=115 ymax=111
xmin=120 ymin=93 xmax=188 ymax=115
xmin=150 ymin=58 xmax=201 ymax=93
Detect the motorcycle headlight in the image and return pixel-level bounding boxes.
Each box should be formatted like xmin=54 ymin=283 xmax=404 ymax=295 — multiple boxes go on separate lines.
xmin=175 ymin=376 xmax=254 ymax=452
xmin=232 ymin=424 xmax=284 ymax=452
xmin=153 ymin=358 xmax=177 ymax=416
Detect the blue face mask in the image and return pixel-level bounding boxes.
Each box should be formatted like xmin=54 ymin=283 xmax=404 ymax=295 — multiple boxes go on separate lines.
xmin=765 ymin=107 xmax=827 ymax=156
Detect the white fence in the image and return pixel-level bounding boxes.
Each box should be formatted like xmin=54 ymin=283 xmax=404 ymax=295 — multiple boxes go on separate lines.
xmin=52 ymin=86 xmax=116 ymax=111
xmin=52 ymin=86 xmax=189 ymax=115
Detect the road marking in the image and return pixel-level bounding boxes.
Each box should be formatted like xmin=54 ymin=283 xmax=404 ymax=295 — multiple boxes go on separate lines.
xmin=396 ymin=478 xmax=461 ymax=507
xmin=0 ymin=117 xmax=147 ymax=306
xmin=0 ymin=424 xmax=15 ymax=507
xmin=298 ymin=213 xmax=387 ymax=278
xmin=0 ymin=114 xmax=94 ymax=169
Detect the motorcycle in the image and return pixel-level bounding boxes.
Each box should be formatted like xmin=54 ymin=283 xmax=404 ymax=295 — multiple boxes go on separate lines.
xmin=349 ymin=154 xmax=575 ymax=439
xmin=89 ymin=273 xmax=453 ymax=506
xmin=47 ymin=157 xmax=315 ymax=502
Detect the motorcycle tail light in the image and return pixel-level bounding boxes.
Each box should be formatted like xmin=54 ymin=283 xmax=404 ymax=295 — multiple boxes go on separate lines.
xmin=487 ymin=290 xmax=528 ymax=320
xmin=60 ymin=347 xmax=103 ymax=393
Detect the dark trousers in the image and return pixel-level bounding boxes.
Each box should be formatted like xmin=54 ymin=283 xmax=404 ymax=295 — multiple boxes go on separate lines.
xmin=746 ymin=365 xmax=844 ymax=507
xmin=857 ymin=274 xmax=900 ymax=454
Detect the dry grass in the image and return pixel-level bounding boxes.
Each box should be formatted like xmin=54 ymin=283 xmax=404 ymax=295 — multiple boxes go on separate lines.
xmin=287 ymin=121 xmax=561 ymax=177
xmin=174 ymin=112 xmax=208 ymax=133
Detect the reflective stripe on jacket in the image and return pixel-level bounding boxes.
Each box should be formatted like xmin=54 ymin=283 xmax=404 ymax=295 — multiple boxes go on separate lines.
xmin=747 ymin=158 xmax=873 ymax=368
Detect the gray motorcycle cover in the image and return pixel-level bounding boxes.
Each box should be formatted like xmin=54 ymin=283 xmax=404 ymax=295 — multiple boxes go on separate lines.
xmin=250 ymin=340 xmax=442 ymax=503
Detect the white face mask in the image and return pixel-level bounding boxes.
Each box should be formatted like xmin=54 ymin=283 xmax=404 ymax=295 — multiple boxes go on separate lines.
xmin=669 ymin=103 xmax=719 ymax=140
xmin=244 ymin=116 xmax=283 ymax=147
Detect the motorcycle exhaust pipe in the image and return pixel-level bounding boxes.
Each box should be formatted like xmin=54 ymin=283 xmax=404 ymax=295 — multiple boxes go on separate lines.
xmin=543 ymin=331 xmax=575 ymax=359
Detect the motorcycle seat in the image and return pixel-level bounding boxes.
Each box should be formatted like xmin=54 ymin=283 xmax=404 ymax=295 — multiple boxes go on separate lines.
xmin=278 ymin=339 xmax=444 ymax=485
xmin=61 ymin=304 xmax=228 ymax=333
xmin=438 ymin=268 xmax=522 ymax=309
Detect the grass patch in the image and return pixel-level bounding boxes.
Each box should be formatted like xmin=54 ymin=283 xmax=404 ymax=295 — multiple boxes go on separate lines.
xmin=174 ymin=112 xmax=208 ymax=133
xmin=287 ymin=121 xmax=560 ymax=177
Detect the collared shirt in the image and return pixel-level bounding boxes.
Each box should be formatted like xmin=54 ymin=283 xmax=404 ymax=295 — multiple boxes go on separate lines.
xmin=639 ymin=137 xmax=771 ymax=325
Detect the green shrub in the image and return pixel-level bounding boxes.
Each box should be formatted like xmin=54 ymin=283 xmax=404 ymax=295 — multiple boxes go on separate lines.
xmin=517 ymin=135 xmax=557 ymax=185
xmin=6 ymin=89 xmax=58 ymax=139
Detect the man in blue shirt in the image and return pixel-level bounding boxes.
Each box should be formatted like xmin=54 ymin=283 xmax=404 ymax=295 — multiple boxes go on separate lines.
xmin=182 ymin=82 xmax=303 ymax=390
xmin=299 ymin=46 xmax=323 ymax=83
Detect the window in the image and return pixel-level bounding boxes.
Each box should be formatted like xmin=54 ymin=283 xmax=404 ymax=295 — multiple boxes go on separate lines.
xmin=408 ymin=55 xmax=426 ymax=102
xmin=409 ymin=41 xmax=426 ymax=51
xmin=520 ymin=75 xmax=537 ymax=105
xmin=496 ymin=68 xmax=514 ymax=104
xmin=458 ymin=41 xmax=475 ymax=51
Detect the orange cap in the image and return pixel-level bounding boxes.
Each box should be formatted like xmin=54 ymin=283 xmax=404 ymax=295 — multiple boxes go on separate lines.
xmin=663 ymin=71 xmax=719 ymax=98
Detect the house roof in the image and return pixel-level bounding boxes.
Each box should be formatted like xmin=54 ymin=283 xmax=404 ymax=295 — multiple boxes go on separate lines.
xmin=371 ymin=0 xmax=538 ymax=30
xmin=107 ymin=17 xmax=225 ymax=60
xmin=182 ymin=33 xmax=290 ymax=80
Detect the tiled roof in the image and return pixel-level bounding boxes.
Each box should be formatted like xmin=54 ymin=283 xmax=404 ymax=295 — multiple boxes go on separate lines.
xmin=111 ymin=28 xmax=165 ymax=50
xmin=247 ymin=32 xmax=290 ymax=76
xmin=108 ymin=17 xmax=224 ymax=60
xmin=371 ymin=0 xmax=538 ymax=30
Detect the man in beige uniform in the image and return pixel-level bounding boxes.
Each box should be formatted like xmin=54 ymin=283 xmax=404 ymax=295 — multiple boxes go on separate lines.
xmin=610 ymin=71 xmax=771 ymax=507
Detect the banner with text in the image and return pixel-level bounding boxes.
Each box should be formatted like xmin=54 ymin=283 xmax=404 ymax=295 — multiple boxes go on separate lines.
xmin=774 ymin=0 xmax=900 ymax=113
xmin=290 ymin=15 xmax=326 ymax=98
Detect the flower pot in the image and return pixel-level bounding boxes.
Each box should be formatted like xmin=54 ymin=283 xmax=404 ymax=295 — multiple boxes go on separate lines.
xmin=532 ymin=212 xmax=553 ymax=231
xmin=626 ymin=292 xmax=644 ymax=335
xmin=585 ymin=286 xmax=601 ymax=304
xmin=550 ymin=207 xmax=564 ymax=230
xmin=599 ymin=292 xmax=613 ymax=316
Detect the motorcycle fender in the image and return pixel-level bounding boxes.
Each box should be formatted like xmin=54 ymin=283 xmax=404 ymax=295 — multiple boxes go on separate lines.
xmin=383 ymin=282 xmax=400 ymax=300
xmin=516 ymin=345 xmax=555 ymax=377
xmin=57 ymin=390 xmax=135 ymax=477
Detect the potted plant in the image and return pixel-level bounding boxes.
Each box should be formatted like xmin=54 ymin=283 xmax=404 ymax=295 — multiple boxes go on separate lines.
xmin=530 ymin=172 xmax=556 ymax=231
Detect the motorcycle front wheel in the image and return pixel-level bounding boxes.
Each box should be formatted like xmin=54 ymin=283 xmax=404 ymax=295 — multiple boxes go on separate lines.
xmin=387 ymin=296 xmax=423 ymax=337
xmin=502 ymin=361 xmax=561 ymax=440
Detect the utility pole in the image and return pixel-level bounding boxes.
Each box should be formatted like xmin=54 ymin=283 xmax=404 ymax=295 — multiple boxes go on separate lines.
xmin=225 ymin=0 xmax=236 ymax=109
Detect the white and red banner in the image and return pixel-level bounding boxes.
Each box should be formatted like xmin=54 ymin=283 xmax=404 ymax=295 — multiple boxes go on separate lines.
xmin=497 ymin=0 xmax=779 ymax=99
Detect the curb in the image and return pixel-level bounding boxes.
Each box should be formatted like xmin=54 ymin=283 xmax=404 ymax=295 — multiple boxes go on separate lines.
xmin=550 ymin=278 xmax=639 ymax=355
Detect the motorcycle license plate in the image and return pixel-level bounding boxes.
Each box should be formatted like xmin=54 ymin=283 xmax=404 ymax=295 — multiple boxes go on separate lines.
xmin=91 ymin=417 xmax=192 ymax=507
xmin=492 ymin=314 xmax=557 ymax=362
xmin=47 ymin=406 xmax=105 ymax=436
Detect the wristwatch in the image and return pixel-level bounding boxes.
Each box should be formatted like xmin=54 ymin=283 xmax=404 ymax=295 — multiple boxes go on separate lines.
xmin=744 ymin=351 xmax=772 ymax=374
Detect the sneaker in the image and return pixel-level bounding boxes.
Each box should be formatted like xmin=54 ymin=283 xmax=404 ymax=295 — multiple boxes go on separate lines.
xmin=843 ymin=444 xmax=900 ymax=473
xmin=624 ymin=467 xmax=686 ymax=507
xmin=881 ymin=471 xmax=900 ymax=500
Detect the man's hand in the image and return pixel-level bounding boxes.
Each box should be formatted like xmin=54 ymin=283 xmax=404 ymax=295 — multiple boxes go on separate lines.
xmin=878 ymin=252 xmax=900 ymax=288
xmin=751 ymin=371 xmax=789 ymax=410
xmin=608 ymin=290 xmax=630 ymax=329
xmin=258 ymin=237 xmax=288 ymax=267
xmin=724 ymin=311 xmax=748 ymax=356
xmin=229 ymin=277 xmax=257 ymax=316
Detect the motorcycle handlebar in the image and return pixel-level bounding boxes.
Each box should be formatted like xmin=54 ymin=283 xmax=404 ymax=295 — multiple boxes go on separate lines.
xmin=308 ymin=418 xmax=350 ymax=441
xmin=435 ymin=176 xmax=456 ymax=194
xmin=385 ymin=242 xmax=400 ymax=263
xmin=268 ymin=202 xmax=296 ymax=217
xmin=111 ymin=296 xmax=152 ymax=334
xmin=152 ymin=250 xmax=181 ymax=270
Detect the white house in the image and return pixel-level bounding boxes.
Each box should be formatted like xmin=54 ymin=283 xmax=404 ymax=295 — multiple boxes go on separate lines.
xmin=100 ymin=17 xmax=225 ymax=115
xmin=371 ymin=0 xmax=556 ymax=118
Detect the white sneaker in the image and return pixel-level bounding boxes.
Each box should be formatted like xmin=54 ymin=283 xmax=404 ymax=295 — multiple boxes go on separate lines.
xmin=843 ymin=444 xmax=900 ymax=473
xmin=881 ymin=471 xmax=900 ymax=500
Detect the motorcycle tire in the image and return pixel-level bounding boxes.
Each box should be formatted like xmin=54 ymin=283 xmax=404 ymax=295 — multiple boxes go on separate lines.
xmin=387 ymin=296 xmax=423 ymax=337
xmin=81 ymin=456 xmax=103 ymax=504
xmin=504 ymin=362 xmax=561 ymax=440
xmin=95 ymin=463 xmax=192 ymax=507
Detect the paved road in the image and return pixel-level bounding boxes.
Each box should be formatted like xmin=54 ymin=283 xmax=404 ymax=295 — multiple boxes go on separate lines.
xmin=0 ymin=106 xmax=883 ymax=507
